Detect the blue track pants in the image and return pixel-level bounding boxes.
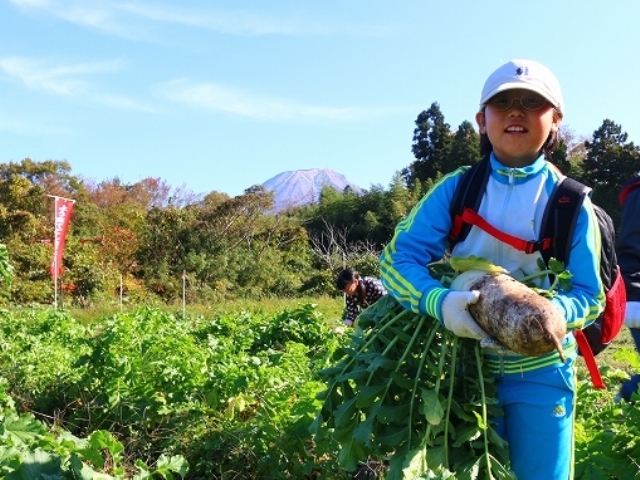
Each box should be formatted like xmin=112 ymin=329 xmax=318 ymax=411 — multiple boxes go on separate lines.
xmin=493 ymin=358 xmax=576 ymax=480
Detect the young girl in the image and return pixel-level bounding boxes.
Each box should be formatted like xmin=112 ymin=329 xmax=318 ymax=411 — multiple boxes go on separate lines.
xmin=335 ymin=268 xmax=387 ymax=326
xmin=380 ymin=59 xmax=604 ymax=479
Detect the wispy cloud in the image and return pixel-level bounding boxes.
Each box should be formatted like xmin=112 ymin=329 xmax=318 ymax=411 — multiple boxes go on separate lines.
xmin=155 ymin=79 xmax=396 ymax=123
xmin=119 ymin=4 xmax=395 ymax=37
xmin=9 ymin=0 xmax=395 ymax=38
xmin=119 ymin=3 xmax=305 ymax=36
xmin=0 ymin=114 xmax=71 ymax=136
xmin=0 ymin=56 xmax=154 ymax=111
xmin=0 ymin=57 xmax=121 ymax=95
xmin=9 ymin=0 xmax=149 ymax=38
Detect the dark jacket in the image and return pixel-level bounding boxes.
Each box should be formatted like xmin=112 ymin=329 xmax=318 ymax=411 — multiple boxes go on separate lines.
xmin=617 ymin=177 xmax=640 ymax=302
xmin=343 ymin=277 xmax=387 ymax=325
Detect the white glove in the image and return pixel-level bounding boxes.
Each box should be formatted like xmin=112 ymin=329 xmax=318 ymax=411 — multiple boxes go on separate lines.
xmin=625 ymin=301 xmax=640 ymax=329
xmin=441 ymin=290 xmax=489 ymax=340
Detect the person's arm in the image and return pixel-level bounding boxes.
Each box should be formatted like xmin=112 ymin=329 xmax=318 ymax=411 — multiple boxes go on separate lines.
xmin=617 ymin=178 xmax=640 ymax=329
xmin=343 ymin=294 xmax=359 ymax=326
xmin=618 ymin=179 xmax=640 ymax=302
xmin=379 ymin=170 xmax=462 ymax=321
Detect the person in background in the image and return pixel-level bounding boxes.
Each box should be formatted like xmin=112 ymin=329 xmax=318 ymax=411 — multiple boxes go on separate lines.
xmin=379 ymin=59 xmax=603 ymax=480
xmin=616 ymin=175 xmax=640 ymax=402
xmin=336 ymin=268 xmax=387 ymax=327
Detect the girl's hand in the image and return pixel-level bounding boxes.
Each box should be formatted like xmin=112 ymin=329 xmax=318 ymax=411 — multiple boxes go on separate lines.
xmin=441 ymin=290 xmax=488 ymax=340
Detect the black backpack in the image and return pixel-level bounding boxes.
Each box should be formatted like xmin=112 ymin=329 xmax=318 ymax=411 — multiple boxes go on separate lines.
xmin=449 ymin=157 xmax=626 ymax=388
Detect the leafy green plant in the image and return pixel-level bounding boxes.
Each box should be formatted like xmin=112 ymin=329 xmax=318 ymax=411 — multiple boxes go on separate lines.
xmin=574 ymin=366 xmax=640 ymax=479
xmin=0 ymin=307 xmax=91 ymax=413
xmin=0 ymin=376 xmax=188 ymax=479
xmin=311 ymin=295 xmax=512 ymax=479
xmin=0 ymin=303 xmax=349 ymax=479
xmin=2 ymin=298 xmax=638 ymax=479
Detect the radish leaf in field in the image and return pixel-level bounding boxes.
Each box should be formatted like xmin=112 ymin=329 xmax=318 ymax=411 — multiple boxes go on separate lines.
xmin=420 ymin=389 xmax=445 ymax=426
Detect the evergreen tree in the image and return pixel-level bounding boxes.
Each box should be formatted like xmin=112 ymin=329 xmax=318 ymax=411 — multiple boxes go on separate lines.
xmin=583 ymin=120 xmax=639 ymax=188
xmin=583 ymin=119 xmax=640 ymax=227
xmin=448 ymin=121 xmax=481 ymax=171
xmin=405 ymin=103 xmax=452 ymax=186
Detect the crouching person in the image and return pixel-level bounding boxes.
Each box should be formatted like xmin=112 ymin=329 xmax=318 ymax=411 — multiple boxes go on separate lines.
xmin=336 ymin=268 xmax=387 ymax=327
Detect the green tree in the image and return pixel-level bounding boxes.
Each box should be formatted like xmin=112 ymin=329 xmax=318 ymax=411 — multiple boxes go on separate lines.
xmin=582 ymin=119 xmax=640 ymax=227
xmin=447 ymin=120 xmax=481 ymax=171
xmin=136 ymin=205 xmax=197 ymax=300
xmin=405 ymin=103 xmax=453 ymax=186
xmin=136 ymin=185 xmax=313 ymax=301
xmin=0 ymin=158 xmax=81 ymax=199
xmin=583 ymin=120 xmax=639 ymax=188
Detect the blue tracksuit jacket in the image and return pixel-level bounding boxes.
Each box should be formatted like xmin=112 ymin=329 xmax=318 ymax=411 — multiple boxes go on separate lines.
xmin=380 ymin=153 xmax=605 ymax=374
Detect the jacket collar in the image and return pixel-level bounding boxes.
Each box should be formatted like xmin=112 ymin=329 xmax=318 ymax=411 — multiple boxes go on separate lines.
xmin=489 ymin=152 xmax=547 ymax=184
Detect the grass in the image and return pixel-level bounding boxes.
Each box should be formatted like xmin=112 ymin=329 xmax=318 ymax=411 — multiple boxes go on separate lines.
xmin=575 ymin=326 xmax=638 ymax=397
xmin=595 ymin=326 xmax=636 ymax=370
xmin=67 ymin=295 xmax=346 ymax=326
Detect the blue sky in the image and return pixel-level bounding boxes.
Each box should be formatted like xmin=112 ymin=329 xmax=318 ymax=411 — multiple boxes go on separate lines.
xmin=2 ymin=1 xmax=640 ymax=198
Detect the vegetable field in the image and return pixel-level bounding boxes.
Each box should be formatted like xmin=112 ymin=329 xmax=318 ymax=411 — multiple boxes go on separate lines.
xmin=0 ymin=302 xmax=639 ymax=479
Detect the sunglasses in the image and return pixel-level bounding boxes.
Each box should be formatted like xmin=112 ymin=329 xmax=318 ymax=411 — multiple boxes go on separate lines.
xmin=485 ymin=93 xmax=549 ymax=112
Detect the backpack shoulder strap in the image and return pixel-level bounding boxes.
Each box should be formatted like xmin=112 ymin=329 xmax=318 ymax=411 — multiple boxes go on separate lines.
xmin=540 ymin=176 xmax=589 ymax=267
xmin=543 ymin=178 xmax=606 ymax=389
xmin=449 ymin=156 xmax=491 ymax=248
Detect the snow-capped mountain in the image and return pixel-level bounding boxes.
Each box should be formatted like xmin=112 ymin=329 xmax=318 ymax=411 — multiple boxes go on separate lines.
xmin=262 ymin=168 xmax=361 ymax=213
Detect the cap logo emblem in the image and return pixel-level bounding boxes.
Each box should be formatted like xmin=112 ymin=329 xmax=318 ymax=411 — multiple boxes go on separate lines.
xmin=516 ymin=66 xmax=528 ymax=76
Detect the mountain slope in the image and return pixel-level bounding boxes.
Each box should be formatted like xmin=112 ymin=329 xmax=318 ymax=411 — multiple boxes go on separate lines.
xmin=262 ymin=168 xmax=360 ymax=212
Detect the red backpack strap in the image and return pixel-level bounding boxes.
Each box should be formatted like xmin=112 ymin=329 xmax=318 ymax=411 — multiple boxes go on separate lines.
xmin=574 ymin=330 xmax=605 ymax=389
xmin=449 ymin=157 xmax=554 ymax=254
xmin=458 ymin=208 xmax=553 ymax=253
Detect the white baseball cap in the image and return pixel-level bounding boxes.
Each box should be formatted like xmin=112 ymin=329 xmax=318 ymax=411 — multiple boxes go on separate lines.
xmin=479 ymin=59 xmax=564 ymax=116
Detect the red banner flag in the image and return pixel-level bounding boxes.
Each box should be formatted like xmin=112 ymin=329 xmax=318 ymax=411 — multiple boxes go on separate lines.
xmin=50 ymin=197 xmax=75 ymax=279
